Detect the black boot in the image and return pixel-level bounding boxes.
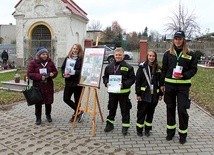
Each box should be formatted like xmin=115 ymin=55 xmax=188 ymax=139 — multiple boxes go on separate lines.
xmin=35 ymin=104 xmax=42 ymax=125
xmin=69 ymin=115 xmax=75 ymax=122
xmin=104 ymin=122 xmax=114 ymax=132
xmin=179 ymin=136 xmax=187 ymax=144
xmin=136 ymin=126 xmax=143 ymax=137
xmin=166 ymin=129 xmax=175 ymax=141
xmin=166 ymin=133 xmax=175 ymax=141
xmin=46 ymin=115 xmax=52 ymax=122
xmin=122 ymin=127 xmax=129 ymax=136
xmin=179 ymin=133 xmax=187 ymax=144
xmin=145 ymin=130 xmax=150 ymax=137
xmin=36 ymin=116 xmax=41 ymax=125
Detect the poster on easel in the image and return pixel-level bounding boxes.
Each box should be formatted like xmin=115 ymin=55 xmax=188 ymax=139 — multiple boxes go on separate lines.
xmin=79 ymin=48 xmax=105 ymax=88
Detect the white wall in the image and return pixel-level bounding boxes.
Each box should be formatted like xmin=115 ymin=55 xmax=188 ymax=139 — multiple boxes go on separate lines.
xmin=13 ymin=0 xmax=88 ymax=67
xmin=0 ymin=24 xmax=16 ymax=44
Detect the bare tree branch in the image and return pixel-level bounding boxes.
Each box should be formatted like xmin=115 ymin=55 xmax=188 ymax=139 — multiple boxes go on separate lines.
xmin=87 ymin=20 xmax=102 ymax=30
xmin=165 ymin=2 xmax=200 ymax=39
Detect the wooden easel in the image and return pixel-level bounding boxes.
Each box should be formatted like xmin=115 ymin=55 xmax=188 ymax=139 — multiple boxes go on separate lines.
xmin=72 ymin=86 xmax=104 ymax=136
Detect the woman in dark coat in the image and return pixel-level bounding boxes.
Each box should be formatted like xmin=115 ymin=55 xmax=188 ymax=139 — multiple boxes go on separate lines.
xmin=28 ymin=47 xmax=58 ymax=125
xmin=61 ymin=44 xmax=84 ymax=123
xmin=1 ymin=50 xmax=9 ymax=69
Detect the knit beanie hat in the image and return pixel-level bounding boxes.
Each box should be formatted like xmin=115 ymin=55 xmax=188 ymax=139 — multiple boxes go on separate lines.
xmin=36 ymin=47 xmax=48 ymax=56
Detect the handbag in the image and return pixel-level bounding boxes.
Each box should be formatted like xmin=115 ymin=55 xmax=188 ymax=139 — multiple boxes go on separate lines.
xmin=23 ymin=80 xmax=43 ymax=106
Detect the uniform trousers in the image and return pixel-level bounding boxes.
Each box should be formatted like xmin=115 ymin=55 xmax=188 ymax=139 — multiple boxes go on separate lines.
xmin=164 ymin=83 xmax=190 ymax=138
xmin=137 ymin=100 xmax=158 ymax=131
xmin=107 ymin=93 xmax=132 ymax=125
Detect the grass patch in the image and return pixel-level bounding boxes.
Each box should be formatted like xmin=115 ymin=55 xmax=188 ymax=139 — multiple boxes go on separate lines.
xmin=0 ymin=69 xmax=64 ymax=105
xmin=190 ymin=67 xmax=214 ymax=115
xmin=0 ymin=70 xmax=23 ymax=86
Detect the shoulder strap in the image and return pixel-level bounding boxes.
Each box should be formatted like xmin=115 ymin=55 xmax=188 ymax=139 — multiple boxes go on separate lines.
xmin=142 ymin=68 xmax=151 ymax=87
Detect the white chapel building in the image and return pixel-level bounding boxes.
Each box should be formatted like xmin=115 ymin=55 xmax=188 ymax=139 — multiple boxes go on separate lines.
xmin=13 ymin=0 xmax=88 ymax=67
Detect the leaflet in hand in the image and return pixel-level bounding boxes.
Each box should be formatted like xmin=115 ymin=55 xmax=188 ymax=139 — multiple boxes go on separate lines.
xmin=108 ymin=75 xmax=122 ymax=93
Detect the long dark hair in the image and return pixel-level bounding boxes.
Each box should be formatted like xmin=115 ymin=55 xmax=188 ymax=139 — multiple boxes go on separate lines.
xmin=145 ymin=49 xmax=158 ymax=76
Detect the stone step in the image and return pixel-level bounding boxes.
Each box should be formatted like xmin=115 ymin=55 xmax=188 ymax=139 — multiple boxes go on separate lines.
xmin=1 ymin=80 xmax=28 ymax=92
xmin=0 ymin=69 xmax=17 ymax=73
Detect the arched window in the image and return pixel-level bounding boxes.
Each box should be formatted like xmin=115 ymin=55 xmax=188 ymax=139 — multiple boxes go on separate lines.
xmin=31 ymin=25 xmax=51 ymax=57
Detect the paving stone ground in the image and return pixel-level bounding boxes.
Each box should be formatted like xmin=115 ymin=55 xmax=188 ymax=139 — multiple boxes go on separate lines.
xmin=0 ymin=65 xmax=214 ymax=155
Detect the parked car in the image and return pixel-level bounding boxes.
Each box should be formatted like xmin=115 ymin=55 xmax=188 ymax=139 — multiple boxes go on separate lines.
xmin=96 ymin=45 xmax=133 ymax=63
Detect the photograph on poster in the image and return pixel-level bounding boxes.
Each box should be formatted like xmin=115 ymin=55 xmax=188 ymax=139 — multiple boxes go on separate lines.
xmin=79 ymin=48 xmax=105 ymax=88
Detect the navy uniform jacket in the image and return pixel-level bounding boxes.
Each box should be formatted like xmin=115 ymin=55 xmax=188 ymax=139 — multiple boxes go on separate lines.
xmin=135 ymin=62 xmax=163 ymax=103
xmin=160 ymin=50 xmax=198 ymax=86
xmin=103 ymin=60 xmax=135 ymax=93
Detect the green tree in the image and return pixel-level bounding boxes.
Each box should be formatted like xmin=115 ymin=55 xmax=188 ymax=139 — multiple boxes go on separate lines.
xmin=114 ymin=33 xmax=123 ymax=47
xmin=102 ymin=21 xmax=123 ymax=47
xmin=102 ymin=26 xmax=114 ymax=42
xmin=111 ymin=21 xmax=123 ymax=36
xmin=127 ymin=31 xmax=139 ymax=50
xmin=142 ymin=27 xmax=148 ymax=39
xmin=138 ymin=32 xmax=142 ymax=39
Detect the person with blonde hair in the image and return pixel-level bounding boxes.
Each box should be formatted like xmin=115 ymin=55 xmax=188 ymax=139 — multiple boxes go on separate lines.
xmin=61 ymin=44 xmax=84 ymax=123
xmin=135 ymin=49 xmax=163 ymax=137
xmin=160 ymin=30 xmax=198 ymax=144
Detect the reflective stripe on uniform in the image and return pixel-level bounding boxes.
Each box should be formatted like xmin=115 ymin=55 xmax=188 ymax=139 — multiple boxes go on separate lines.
xmin=122 ymin=123 xmax=130 ymax=127
xmin=165 ymin=78 xmax=191 ymax=84
xmin=178 ymin=129 xmax=188 ymax=134
xmin=136 ymin=123 xmax=144 ymax=128
xmin=140 ymin=87 xmax=146 ymax=91
xmin=167 ymin=124 xmax=176 ymax=129
xmin=144 ymin=121 xmax=152 ymax=127
xmin=141 ymin=87 xmax=159 ymax=93
xmin=181 ymin=54 xmax=192 ymax=60
xmin=114 ymin=88 xmax=131 ymax=94
xmin=120 ymin=67 xmax=129 ymax=71
xmin=107 ymin=119 xmax=115 ymax=124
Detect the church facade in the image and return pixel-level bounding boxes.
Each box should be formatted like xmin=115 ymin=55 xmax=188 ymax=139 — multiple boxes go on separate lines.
xmin=13 ymin=0 xmax=88 ymax=67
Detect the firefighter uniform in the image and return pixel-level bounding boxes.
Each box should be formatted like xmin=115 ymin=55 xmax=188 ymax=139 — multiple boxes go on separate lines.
xmin=103 ymin=60 xmax=135 ymax=130
xmin=161 ymin=48 xmax=198 ymax=141
xmin=135 ymin=62 xmax=163 ymax=136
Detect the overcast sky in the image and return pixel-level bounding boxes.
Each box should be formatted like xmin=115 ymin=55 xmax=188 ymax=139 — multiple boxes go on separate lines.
xmin=1 ymin=0 xmax=213 ymax=35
